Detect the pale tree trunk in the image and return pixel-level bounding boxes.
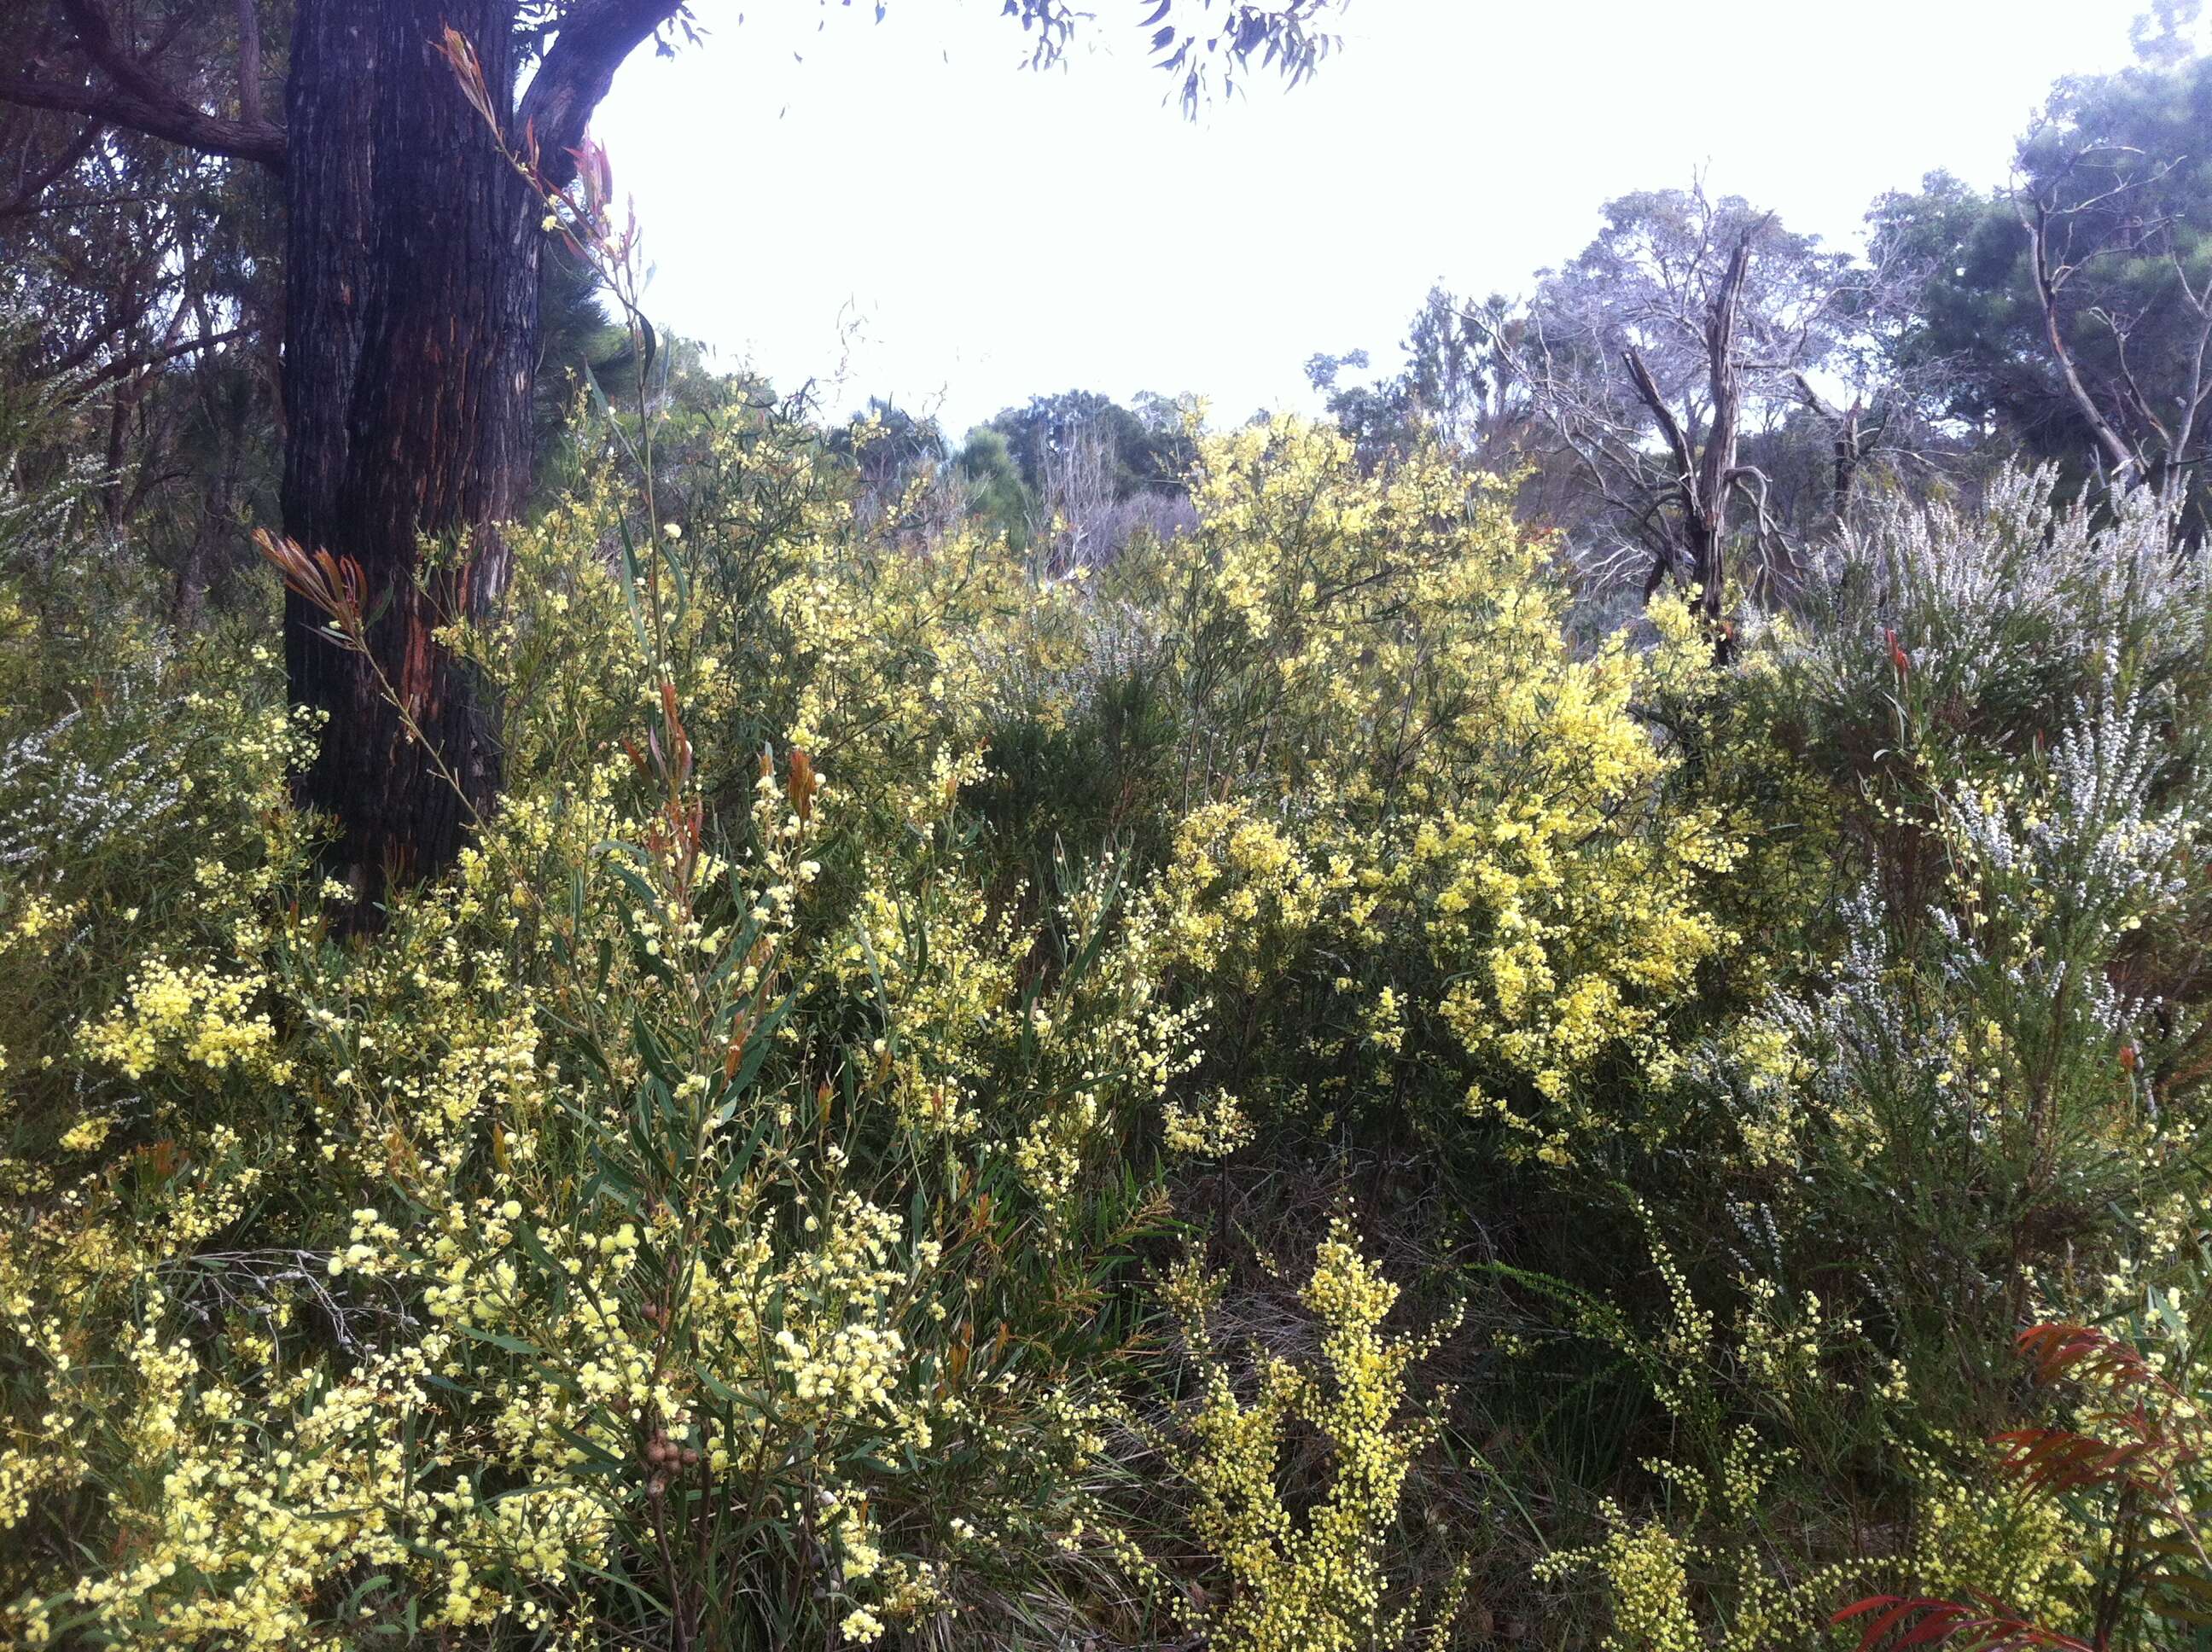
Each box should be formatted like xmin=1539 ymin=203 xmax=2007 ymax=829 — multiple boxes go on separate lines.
xmin=1624 ymin=227 xmax=1757 ymax=657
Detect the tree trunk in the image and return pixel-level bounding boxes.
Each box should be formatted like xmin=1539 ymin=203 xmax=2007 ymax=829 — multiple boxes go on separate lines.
xmin=3 ymin=0 xmax=681 ymax=902
xmin=1691 ymin=230 xmax=1752 ymax=643
xmin=1831 ymin=400 xmax=1863 ymax=521
xmin=280 ymin=0 xmax=538 ymax=905
xmin=1620 ymin=227 xmax=1755 ymax=660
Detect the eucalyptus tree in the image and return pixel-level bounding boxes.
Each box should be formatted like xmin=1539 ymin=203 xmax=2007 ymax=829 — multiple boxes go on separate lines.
xmin=1874 ymin=42 xmax=2212 ymax=529
xmin=0 ymin=0 xmax=1346 ymax=903
xmin=1484 ymin=186 xmax=1860 ymax=635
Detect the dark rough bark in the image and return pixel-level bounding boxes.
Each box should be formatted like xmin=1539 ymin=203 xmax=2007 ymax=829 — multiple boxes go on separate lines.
xmin=520 ymin=0 xmax=690 ymax=188
xmin=282 ymin=0 xmax=537 ymax=901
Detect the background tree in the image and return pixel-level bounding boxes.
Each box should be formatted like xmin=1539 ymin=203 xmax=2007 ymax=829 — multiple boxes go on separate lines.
xmin=830 ymin=396 xmax=947 ymax=518
xmin=971 ymin=388 xmax=1196 ymax=567
xmin=1483 ymin=186 xmax=1858 ymax=628
xmin=0 ymin=5 xmax=282 ymax=620
xmin=984 ymin=390 xmax=1192 ymax=502
xmin=953 ymin=424 xmax=1035 ymax=550
xmin=1306 ymin=285 xmax=1522 ymax=466
xmin=1874 ymin=38 xmax=2212 ymax=531
xmin=1752 ymin=221 xmax=1965 ymax=541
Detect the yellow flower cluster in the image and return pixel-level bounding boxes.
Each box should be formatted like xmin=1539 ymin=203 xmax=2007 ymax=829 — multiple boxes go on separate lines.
xmin=1162 ymin=1219 xmax=1460 ymax=1651
xmin=78 ymin=957 xmax=288 ymax=1083
xmin=1140 ymin=423 xmax=1744 ymax=1161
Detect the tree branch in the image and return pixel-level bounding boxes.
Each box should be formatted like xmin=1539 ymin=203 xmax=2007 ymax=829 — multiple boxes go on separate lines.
xmin=1622 ymin=345 xmax=1696 ymax=486
xmin=67 ymin=325 xmax=246 ymax=403
xmin=0 ymin=67 xmax=283 ymax=168
xmin=0 ymin=0 xmax=283 ymax=168
xmin=1789 ymin=370 xmax=1840 ymax=423
xmin=58 ymin=0 xmax=192 ymax=118
xmin=2020 ymin=195 xmax=2145 ymax=485
xmin=516 ymin=0 xmax=684 ymax=191
xmin=0 ymin=117 xmax=98 ymax=218
xmin=2098 ymin=311 xmax=2172 ymax=452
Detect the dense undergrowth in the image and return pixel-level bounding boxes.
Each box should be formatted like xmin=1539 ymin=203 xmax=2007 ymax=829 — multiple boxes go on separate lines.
xmin=2 ymin=376 xmax=2209 ymax=1649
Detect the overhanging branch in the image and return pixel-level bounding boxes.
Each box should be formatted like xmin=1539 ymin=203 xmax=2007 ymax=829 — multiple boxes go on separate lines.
xmin=516 ymin=0 xmax=686 ymax=190
xmin=2 ymin=0 xmax=286 ymax=172
xmin=0 ymin=69 xmax=281 ymax=166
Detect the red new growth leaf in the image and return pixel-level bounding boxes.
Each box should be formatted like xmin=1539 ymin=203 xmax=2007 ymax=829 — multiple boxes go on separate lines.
xmin=787 ymin=748 xmax=818 ymax=823
xmin=1833 ymin=1594 xmax=2095 ymax=1651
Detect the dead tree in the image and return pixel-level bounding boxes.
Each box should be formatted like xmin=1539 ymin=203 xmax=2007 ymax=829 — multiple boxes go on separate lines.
xmin=1483 ymin=188 xmax=1845 ymax=653
xmin=1617 ymin=225 xmax=1760 ymax=638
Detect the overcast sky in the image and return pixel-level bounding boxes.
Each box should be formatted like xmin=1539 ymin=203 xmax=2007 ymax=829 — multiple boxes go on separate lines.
xmin=592 ymin=0 xmax=2163 ymax=433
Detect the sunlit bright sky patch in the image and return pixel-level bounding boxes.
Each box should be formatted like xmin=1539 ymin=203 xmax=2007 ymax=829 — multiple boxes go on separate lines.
xmin=595 ymin=0 xmax=2163 ymax=433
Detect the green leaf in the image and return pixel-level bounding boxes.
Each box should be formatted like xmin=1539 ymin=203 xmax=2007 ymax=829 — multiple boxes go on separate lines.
xmin=456 ymin=1325 xmax=545 ymax=1359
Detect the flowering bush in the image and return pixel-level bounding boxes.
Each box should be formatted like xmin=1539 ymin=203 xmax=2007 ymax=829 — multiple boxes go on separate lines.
xmin=2 ymin=349 xmax=2209 ymax=1652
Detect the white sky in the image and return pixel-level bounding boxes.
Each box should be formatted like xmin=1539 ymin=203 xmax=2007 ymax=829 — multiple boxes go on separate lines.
xmin=593 ymin=0 xmax=2158 ymax=433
